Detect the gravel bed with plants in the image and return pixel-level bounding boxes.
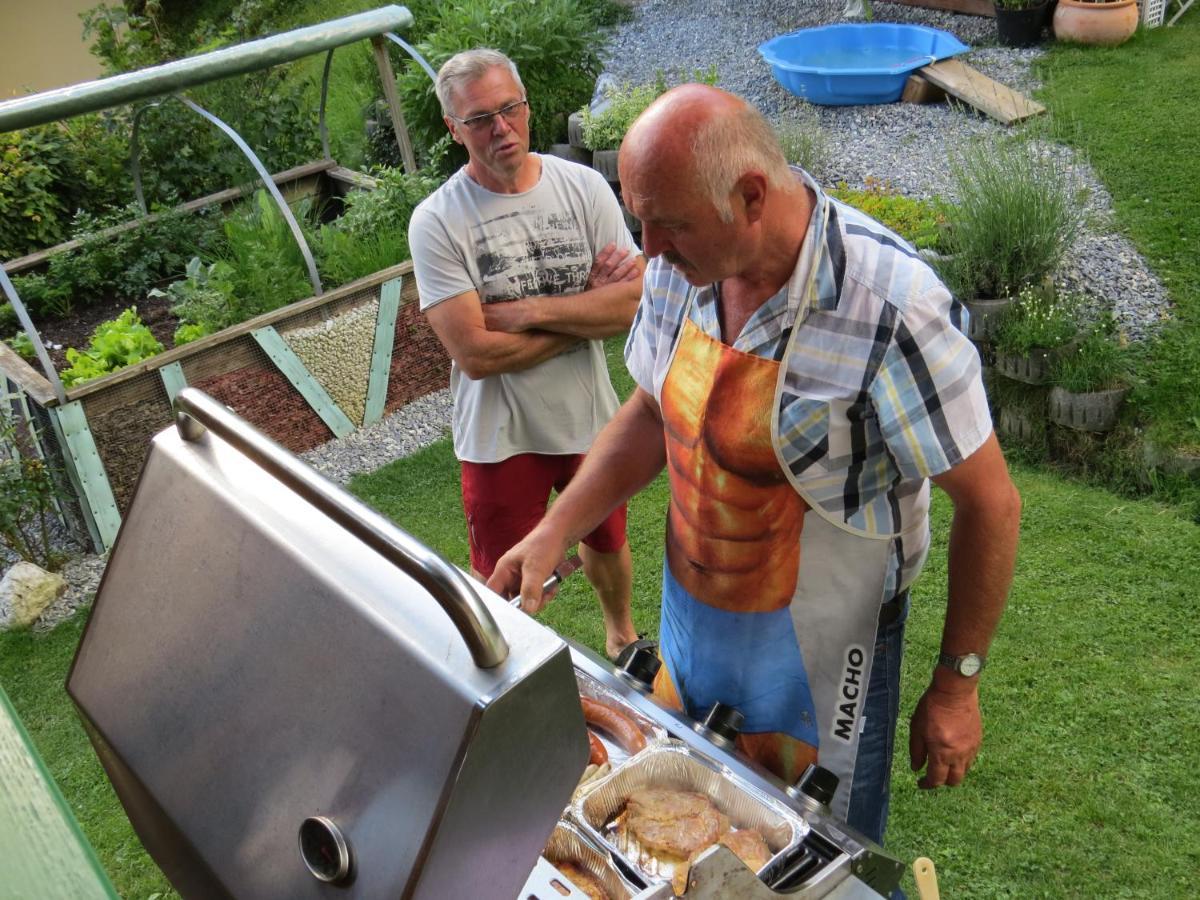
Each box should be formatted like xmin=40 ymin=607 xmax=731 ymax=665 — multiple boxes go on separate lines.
xmin=600 ymin=0 xmax=1172 ymax=342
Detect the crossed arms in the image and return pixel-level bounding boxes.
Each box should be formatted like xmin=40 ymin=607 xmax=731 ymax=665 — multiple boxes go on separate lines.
xmin=424 ymin=243 xmax=644 ymax=381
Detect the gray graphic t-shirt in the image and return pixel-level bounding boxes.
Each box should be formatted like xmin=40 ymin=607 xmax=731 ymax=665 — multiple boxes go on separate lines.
xmin=409 ymin=154 xmax=636 ymax=463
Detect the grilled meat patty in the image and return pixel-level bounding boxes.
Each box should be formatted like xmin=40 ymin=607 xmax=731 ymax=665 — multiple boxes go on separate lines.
xmin=620 ymin=789 xmax=729 ymax=858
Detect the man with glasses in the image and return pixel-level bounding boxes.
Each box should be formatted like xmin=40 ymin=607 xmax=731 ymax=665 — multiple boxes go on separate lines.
xmin=409 ymin=48 xmax=643 ymax=658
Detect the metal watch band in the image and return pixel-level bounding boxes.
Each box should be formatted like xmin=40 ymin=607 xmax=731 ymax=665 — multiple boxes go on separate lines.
xmin=937 ymin=651 xmax=985 ymax=676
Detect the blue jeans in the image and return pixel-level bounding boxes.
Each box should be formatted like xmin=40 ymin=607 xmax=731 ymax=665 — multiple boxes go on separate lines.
xmin=846 ymin=594 xmax=908 ymax=846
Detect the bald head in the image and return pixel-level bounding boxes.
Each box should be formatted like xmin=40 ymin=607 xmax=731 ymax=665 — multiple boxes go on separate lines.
xmin=621 ymin=84 xmax=795 ymax=222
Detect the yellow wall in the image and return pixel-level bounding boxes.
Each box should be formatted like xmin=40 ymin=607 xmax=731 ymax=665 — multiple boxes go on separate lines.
xmin=0 ymin=0 xmax=104 ymax=100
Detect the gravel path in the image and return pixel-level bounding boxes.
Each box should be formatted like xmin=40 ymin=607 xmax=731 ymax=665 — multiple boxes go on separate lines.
xmin=600 ymin=0 xmax=1172 ymax=343
xmin=5 ymin=0 xmax=1173 ymax=628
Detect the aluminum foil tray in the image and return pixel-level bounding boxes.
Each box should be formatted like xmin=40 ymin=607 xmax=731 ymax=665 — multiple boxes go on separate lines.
xmin=575 ymin=670 xmax=669 ymax=769
xmin=571 ymin=742 xmax=803 ymax=893
xmin=543 ymin=820 xmax=644 ymax=899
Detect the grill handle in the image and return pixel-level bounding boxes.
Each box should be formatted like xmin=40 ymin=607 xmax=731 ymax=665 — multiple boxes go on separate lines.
xmin=173 ymin=387 xmax=510 ymax=668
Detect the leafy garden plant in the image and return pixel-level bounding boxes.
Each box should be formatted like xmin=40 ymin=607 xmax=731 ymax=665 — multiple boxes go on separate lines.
xmin=994 ymin=285 xmax=1079 ymax=356
xmin=0 ymin=413 xmax=68 ymax=571
xmin=830 ymin=178 xmax=948 ymax=250
xmin=61 ymin=307 xmax=164 ymax=387
xmin=938 ymin=138 xmax=1085 ymax=300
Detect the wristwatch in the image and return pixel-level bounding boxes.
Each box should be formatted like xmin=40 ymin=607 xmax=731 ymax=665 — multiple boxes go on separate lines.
xmin=938 ymin=651 xmax=985 ymax=677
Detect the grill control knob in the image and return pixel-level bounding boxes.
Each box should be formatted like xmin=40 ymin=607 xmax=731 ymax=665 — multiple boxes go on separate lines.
xmin=694 ymin=702 xmax=745 ymax=751
xmin=615 ymin=641 xmax=661 ymax=692
xmin=299 ymin=816 xmax=354 ymax=885
xmin=786 ymin=763 xmax=839 ymax=812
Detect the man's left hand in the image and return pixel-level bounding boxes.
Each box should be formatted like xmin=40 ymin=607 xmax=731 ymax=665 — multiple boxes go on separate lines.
xmin=909 ymin=683 xmax=982 ymax=789
xmin=482 ymin=298 xmax=532 ymax=334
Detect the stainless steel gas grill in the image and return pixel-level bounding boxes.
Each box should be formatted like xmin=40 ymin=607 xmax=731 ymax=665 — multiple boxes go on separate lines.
xmin=67 ymin=388 xmax=904 ymax=899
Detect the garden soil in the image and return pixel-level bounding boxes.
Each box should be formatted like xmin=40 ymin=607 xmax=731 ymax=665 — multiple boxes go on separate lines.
xmin=31 ymin=294 xmax=178 ymax=373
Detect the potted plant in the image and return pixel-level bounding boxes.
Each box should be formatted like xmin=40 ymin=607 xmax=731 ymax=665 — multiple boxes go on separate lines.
xmin=578 ymin=68 xmax=719 ymax=181
xmin=993 ymin=285 xmax=1079 ymax=385
xmin=995 ymin=0 xmax=1053 ymax=47
xmin=1053 ymin=0 xmax=1139 ymax=46
xmin=936 ymin=139 xmax=1084 ymax=346
xmin=1047 ymin=316 xmax=1131 ymax=432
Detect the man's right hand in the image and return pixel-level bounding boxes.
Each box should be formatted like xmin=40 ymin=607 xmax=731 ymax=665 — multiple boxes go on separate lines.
xmin=487 ymin=525 xmax=569 ymax=615
xmin=587 ymin=242 xmax=641 ymax=290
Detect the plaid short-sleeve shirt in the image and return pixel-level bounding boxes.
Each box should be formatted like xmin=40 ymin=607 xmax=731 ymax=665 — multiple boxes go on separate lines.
xmin=625 ymin=169 xmax=992 ymax=598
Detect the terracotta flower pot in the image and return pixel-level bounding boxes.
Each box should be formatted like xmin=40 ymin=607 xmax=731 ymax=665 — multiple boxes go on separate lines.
xmin=1053 ymin=0 xmax=1139 ymax=47
xmin=1048 ymin=385 xmax=1128 ymax=432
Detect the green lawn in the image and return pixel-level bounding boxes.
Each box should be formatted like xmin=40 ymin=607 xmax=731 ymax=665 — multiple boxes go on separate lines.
xmin=1035 ymin=17 xmax=1200 ymax=508
xmin=3 ymin=336 xmax=1198 ymax=897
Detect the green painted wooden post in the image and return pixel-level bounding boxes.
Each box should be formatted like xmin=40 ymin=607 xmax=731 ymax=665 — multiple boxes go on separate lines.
xmin=159 ymin=362 xmax=188 ymax=406
xmin=363 ymin=277 xmax=402 ymax=426
xmin=0 ymin=687 xmax=118 ymax=898
xmin=49 ymin=401 xmax=120 ymax=552
xmin=251 ymin=326 xmax=355 ymax=438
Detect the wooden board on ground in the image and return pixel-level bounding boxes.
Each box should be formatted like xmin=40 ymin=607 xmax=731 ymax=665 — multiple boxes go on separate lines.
xmin=888 ymin=0 xmax=995 ymax=16
xmin=918 ymin=59 xmax=1046 ymax=124
xmin=901 ymin=74 xmax=947 ymax=105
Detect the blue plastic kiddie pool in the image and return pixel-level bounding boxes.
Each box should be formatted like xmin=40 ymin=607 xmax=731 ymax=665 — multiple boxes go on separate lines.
xmin=758 ymin=24 xmax=970 ymax=106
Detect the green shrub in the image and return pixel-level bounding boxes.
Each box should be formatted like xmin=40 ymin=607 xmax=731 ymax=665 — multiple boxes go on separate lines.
xmin=579 ymin=68 xmax=718 ymax=152
xmin=0 ymin=303 xmax=18 ymax=334
xmin=580 ymin=83 xmax=659 ymax=152
xmin=11 ymin=204 xmax=223 ymax=319
xmin=938 ymin=138 xmax=1084 ymax=300
xmin=0 ymin=128 xmax=70 ymax=258
xmin=0 ymin=412 xmax=68 ymax=570
xmin=994 ymin=285 xmax=1079 ymax=356
xmin=1050 ymin=315 xmax=1131 ymax=393
xmin=61 ymin=307 xmax=164 ymax=387
xmin=830 ymin=178 xmax=947 ymax=250
xmin=396 ymin=0 xmax=607 ymax=173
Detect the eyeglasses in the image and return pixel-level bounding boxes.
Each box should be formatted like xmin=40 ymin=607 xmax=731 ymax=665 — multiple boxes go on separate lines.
xmin=450 ymin=99 xmax=529 ymax=132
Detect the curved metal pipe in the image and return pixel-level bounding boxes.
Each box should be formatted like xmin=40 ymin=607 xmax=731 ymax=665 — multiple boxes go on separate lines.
xmin=173 ymin=387 xmax=510 ymax=669
xmin=0 ymin=6 xmax=414 ymax=133
xmin=0 ymin=267 xmax=66 ymax=403
xmin=383 ymin=32 xmax=439 ymax=83
xmin=319 ymin=49 xmax=335 ymax=161
xmin=177 ymin=97 xmax=323 ymax=297
xmin=129 ymin=101 xmax=164 ymax=217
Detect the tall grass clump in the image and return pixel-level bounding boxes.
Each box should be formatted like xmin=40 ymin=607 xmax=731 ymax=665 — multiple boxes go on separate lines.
xmin=775 ymin=103 xmax=831 ymax=179
xmin=938 ymin=139 xmax=1085 ymax=300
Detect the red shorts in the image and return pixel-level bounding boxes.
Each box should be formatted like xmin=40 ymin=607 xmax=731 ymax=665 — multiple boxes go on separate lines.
xmin=461 ymin=453 xmax=628 ymax=577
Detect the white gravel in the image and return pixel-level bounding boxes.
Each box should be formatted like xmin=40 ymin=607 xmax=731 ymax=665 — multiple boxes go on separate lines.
xmin=6 ymin=0 xmax=1173 ymax=628
xmin=601 ymin=0 xmax=1173 ymax=342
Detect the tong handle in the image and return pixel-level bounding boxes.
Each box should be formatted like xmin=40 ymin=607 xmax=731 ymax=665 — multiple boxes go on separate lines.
xmin=509 ymin=554 xmax=584 ymax=607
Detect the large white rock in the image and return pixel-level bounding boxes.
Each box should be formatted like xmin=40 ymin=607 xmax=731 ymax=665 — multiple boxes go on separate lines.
xmin=0 ymin=561 xmax=67 ymax=631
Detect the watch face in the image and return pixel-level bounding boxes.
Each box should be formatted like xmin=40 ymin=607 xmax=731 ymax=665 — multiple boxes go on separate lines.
xmin=959 ymin=654 xmax=983 ymax=677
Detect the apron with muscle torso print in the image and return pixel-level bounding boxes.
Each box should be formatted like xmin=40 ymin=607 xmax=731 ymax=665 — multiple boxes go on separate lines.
xmin=651 ymin=253 xmax=901 ymax=823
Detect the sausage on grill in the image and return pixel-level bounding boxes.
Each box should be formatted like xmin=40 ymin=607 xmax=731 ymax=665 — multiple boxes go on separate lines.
xmin=581 ymin=698 xmax=647 ymax=755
